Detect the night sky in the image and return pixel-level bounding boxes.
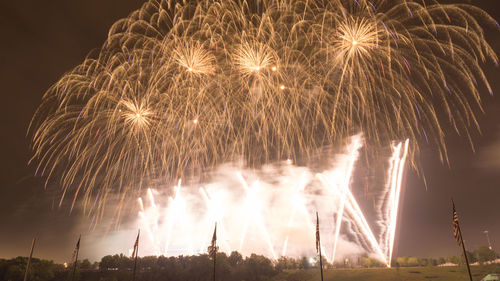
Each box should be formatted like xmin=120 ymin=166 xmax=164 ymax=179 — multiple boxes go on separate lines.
xmin=1 ymin=0 xmax=499 ymax=263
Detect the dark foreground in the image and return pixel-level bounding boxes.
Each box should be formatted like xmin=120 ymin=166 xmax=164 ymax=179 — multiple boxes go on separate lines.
xmin=2 ymin=254 xmax=499 ymax=281
xmin=277 ymin=265 xmax=500 ymax=281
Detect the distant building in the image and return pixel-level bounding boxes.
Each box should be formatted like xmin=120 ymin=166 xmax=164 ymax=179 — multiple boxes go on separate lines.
xmin=437 ymin=262 xmax=457 ymax=267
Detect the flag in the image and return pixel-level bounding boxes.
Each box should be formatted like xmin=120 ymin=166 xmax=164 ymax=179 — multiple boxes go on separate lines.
xmin=71 ymin=236 xmax=80 ymax=264
xmin=315 ymin=212 xmax=320 ymax=254
xmin=131 ymin=230 xmax=140 ymax=260
xmin=209 ymin=223 xmax=217 ymax=257
xmin=451 ymin=200 xmax=473 ymax=281
xmin=452 ymin=201 xmax=462 ymax=246
xmin=70 ymin=236 xmax=81 ymax=281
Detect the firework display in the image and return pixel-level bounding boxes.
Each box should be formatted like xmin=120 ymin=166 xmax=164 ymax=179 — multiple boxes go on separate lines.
xmin=30 ymin=0 xmax=496 ymax=214
xmin=136 ymin=135 xmax=409 ymax=266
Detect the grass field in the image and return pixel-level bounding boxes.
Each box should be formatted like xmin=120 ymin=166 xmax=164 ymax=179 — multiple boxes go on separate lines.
xmin=274 ymin=264 xmax=500 ymax=281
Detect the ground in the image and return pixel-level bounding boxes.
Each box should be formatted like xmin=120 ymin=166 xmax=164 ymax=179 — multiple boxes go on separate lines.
xmin=274 ymin=264 xmax=500 ymax=281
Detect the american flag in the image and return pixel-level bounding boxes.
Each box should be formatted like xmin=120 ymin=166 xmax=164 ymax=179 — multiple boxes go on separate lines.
xmin=209 ymin=223 xmax=217 ymax=258
xmin=315 ymin=212 xmax=320 ymax=254
xmin=71 ymin=236 xmax=80 ymax=264
xmin=131 ymin=230 xmax=140 ymax=260
xmin=452 ymin=201 xmax=462 ymax=246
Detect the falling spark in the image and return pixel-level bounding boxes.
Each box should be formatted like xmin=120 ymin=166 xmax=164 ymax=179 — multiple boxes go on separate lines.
xmin=30 ymin=0 xmax=497 ymax=216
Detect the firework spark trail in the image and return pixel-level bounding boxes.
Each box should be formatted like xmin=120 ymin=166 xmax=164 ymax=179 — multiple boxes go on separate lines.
xmin=238 ymin=176 xmax=278 ymax=260
xmin=199 ymin=187 xmax=232 ymax=253
xmin=164 ymin=180 xmax=198 ymax=256
xmin=137 ymin=192 xmax=160 ymax=253
xmin=236 ymin=173 xmax=251 ymax=253
xmin=281 ymin=171 xmax=309 ymax=257
xmin=375 ymin=139 xmax=410 ymax=266
xmin=137 ymin=136 xmax=407 ymax=265
xmin=386 ymin=139 xmax=409 ymax=267
xmin=331 ymin=134 xmax=362 ymax=263
xmin=30 ymin=0 xmax=497 ymax=215
xmin=316 ymin=173 xmax=387 ymax=265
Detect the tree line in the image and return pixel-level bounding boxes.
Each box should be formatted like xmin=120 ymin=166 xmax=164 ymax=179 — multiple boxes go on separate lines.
xmin=395 ymin=246 xmax=498 ymax=267
xmin=0 ymin=246 xmax=497 ymax=281
xmin=0 ymin=251 xmax=278 ymax=281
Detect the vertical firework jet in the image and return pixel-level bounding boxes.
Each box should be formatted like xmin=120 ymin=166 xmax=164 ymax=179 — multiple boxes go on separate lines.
xmin=136 ymin=135 xmax=409 ymax=266
xmin=385 ymin=140 xmax=409 ymax=267
xmin=330 ymin=135 xmax=363 ymax=263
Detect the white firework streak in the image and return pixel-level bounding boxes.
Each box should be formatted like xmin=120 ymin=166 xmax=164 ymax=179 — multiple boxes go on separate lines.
xmin=137 ymin=190 xmax=161 ymax=254
xmin=316 ymin=172 xmax=386 ymax=265
xmin=237 ymin=174 xmax=278 ymax=260
xmin=378 ymin=139 xmax=409 ymax=267
xmin=331 ymin=134 xmax=362 ymax=263
xmin=136 ymin=135 xmax=408 ymax=266
xmin=199 ymin=187 xmax=231 ymax=253
xmin=164 ymin=180 xmax=196 ymax=256
xmin=281 ymin=171 xmax=308 ymax=257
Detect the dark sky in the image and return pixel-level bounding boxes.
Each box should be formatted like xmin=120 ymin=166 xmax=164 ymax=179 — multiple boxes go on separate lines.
xmin=0 ymin=0 xmax=499 ymax=263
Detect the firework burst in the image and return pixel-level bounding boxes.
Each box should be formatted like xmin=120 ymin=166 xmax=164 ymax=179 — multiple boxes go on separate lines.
xmin=31 ymin=0 xmax=497 ymax=213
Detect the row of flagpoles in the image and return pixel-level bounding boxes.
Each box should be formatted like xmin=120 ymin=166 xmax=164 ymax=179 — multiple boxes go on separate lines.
xmin=21 ymin=200 xmax=472 ymax=281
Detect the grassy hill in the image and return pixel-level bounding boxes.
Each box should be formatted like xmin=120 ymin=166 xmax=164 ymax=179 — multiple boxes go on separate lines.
xmin=274 ymin=264 xmax=500 ymax=281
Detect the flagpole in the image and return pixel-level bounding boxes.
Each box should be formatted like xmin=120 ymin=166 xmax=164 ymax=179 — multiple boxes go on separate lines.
xmin=71 ymin=235 xmax=81 ymax=281
xmin=23 ymin=238 xmax=36 ymax=281
xmin=458 ymin=226 xmax=473 ymax=281
xmin=132 ymin=230 xmax=140 ymax=281
xmin=213 ymin=223 xmax=217 ymax=281
xmin=319 ymin=243 xmax=324 ymax=281
xmin=213 ymin=244 xmax=216 ymax=281
xmin=452 ymin=199 xmax=473 ymax=281
xmin=316 ymin=212 xmax=324 ymax=281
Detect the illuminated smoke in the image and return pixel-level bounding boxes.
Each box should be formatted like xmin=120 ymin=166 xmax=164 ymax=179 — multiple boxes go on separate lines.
xmin=137 ymin=135 xmax=409 ymax=266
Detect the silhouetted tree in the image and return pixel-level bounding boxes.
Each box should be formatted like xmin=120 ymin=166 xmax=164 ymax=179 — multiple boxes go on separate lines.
xmin=299 ymin=257 xmax=310 ymax=269
xmin=476 ymin=246 xmax=496 ymax=264
xmin=241 ymin=254 xmax=277 ymax=281
xmin=228 ymin=251 xmax=243 ymax=267
xmin=446 ymin=255 xmax=459 ymax=264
